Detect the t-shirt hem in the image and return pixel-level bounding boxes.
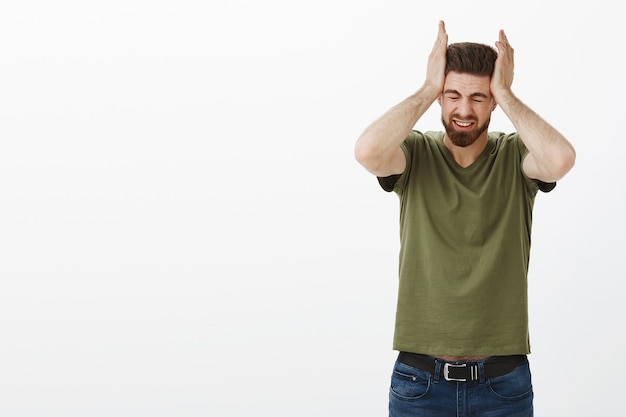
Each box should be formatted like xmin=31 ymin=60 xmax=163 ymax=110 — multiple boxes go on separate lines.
xmin=392 ymin=344 xmax=531 ymax=357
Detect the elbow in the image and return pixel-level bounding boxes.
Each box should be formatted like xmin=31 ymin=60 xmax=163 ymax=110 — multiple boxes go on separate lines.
xmin=550 ymin=149 xmax=577 ymax=181
xmin=354 ymin=142 xmax=370 ymax=166
xmin=354 ymin=142 xmax=389 ymax=176
xmin=354 ymin=134 xmax=405 ymax=177
xmin=558 ymin=147 xmax=576 ymax=178
xmin=354 ymin=141 xmax=378 ymax=172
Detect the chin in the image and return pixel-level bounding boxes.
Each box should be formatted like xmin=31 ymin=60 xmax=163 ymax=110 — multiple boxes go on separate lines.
xmin=442 ymin=117 xmax=490 ymax=148
xmin=449 ymin=135 xmax=477 ymax=148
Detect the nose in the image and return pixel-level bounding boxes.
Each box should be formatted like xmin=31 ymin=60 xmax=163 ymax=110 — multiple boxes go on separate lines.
xmin=456 ymin=98 xmax=475 ymax=118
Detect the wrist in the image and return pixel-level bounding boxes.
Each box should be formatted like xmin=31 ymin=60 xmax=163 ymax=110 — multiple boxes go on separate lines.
xmin=493 ymin=89 xmax=516 ymax=107
xmin=416 ymin=84 xmax=442 ymax=103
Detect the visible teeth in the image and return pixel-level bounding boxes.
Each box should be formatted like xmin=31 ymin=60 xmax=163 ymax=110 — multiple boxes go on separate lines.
xmin=456 ymin=121 xmax=471 ymax=127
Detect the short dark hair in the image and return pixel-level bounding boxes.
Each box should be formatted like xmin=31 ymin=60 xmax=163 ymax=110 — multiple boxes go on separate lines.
xmin=445 ymin=42 xmax=498 ymax=76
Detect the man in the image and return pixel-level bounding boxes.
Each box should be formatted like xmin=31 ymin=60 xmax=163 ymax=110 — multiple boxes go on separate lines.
xmin=354 ymin=21 xmax=576 ymax=417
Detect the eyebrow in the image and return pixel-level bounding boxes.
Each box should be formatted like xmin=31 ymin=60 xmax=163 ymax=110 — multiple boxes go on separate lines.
xmin=443 ymin=89 xmax=490 ymax=99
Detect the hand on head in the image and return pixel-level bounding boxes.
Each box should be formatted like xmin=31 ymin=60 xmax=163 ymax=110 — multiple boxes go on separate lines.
xmin=423 ymin=20 xmax=448 ymax=98
xmin=491 ymin=29 xmax=515 ymax=100
xmin=426 ymin=22 xmax=515 ymax=102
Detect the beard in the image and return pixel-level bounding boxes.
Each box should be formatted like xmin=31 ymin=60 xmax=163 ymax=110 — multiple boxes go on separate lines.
xmin=441 ymin=115 xmax=490 ymax=148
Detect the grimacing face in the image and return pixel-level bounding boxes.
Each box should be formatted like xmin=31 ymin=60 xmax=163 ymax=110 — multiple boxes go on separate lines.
xmin=438 ymin=71 xmax=496 ymax=148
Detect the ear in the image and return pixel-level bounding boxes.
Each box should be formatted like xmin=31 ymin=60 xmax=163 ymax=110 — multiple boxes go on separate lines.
xmin=437 ymin=94 xmax=442 ymax=106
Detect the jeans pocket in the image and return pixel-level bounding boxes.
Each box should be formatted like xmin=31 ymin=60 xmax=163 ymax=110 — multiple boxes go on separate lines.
xmin=389 ymin=361 xmax=431 ymax=400
xmin=487 ymin=361 xmax=533 ymax=400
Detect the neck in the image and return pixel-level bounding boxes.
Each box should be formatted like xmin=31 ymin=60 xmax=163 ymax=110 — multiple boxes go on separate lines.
xmin=443 ymin=134 xmax=489 ymax=168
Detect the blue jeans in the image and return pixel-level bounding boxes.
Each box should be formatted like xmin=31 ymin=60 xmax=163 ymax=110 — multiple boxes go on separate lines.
xmin=389 ymin=356 xmax=533 ymax=417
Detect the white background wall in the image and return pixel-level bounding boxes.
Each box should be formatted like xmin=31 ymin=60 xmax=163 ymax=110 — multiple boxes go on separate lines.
xmin=1 ymin=1 xmax=623 ymax=416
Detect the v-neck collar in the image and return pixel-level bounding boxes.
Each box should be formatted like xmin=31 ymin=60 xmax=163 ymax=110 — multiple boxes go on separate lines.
xmin=435 ymin=132 xmax=495 ymax=171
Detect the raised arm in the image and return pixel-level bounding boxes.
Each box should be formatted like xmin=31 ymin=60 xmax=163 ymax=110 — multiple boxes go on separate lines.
xmin=490 ymin=30 xmax=576 ymax=183
xmin=354 ymin=21 xmax=448 ymax=177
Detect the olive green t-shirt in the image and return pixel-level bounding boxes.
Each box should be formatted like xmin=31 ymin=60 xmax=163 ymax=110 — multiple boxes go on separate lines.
xmin=379 ymin=130 xmax=554 ymax=356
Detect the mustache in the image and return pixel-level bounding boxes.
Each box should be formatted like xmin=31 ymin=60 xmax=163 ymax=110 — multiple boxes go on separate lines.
xmin=450 ymin=114 xmax=478 ymax=123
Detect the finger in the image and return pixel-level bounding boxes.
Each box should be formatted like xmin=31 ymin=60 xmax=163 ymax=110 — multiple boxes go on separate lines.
xmin=437 ymin=20 xmax=445 ymax=40
xmin=498 ymin=29 xmax=512 ymax=50
xmin=438 ymin=20 xmax=448 ymax=43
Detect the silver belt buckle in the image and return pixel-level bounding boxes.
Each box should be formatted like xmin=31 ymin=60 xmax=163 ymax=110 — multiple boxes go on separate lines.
xmin=443 ymin=363 xmax=467 ymax=382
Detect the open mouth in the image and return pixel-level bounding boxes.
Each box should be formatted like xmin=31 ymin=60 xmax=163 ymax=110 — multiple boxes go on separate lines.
xmin=453 ymin=120 xmax=475 ymax=130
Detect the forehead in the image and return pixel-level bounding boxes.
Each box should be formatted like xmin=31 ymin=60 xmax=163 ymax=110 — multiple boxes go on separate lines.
xmin=443 ymin=71 xmax=491 ymax=96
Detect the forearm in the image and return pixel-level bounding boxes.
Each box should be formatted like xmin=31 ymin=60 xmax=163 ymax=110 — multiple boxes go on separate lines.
xmin=496 ymin=91 xmax=576 ymax=181
xmin=355 ymin=86 xmax=439 ymax=176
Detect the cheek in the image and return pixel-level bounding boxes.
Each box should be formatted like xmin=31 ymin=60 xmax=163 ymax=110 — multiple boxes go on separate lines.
xmin=440 ymin=108 xmax=451 ymax=122
xmin=439 ymin=101 xmax=452 ymax=116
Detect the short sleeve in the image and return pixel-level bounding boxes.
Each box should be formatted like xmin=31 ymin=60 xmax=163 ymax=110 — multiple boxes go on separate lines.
xmin=376 ymin=131 xmax=419 ymax=193
xmin=513 ymin=133 xmax=557 ymax=194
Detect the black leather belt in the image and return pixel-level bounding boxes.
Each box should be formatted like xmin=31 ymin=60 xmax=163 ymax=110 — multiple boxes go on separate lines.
xmin=397 ymin=352 xmax=527 ymax=382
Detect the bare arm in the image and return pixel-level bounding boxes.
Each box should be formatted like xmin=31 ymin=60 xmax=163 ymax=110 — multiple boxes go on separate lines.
xmin=354 ymin=21 xmax=448 ymax=177
xmin=491 ymin=30 xmax=576 ymax=182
